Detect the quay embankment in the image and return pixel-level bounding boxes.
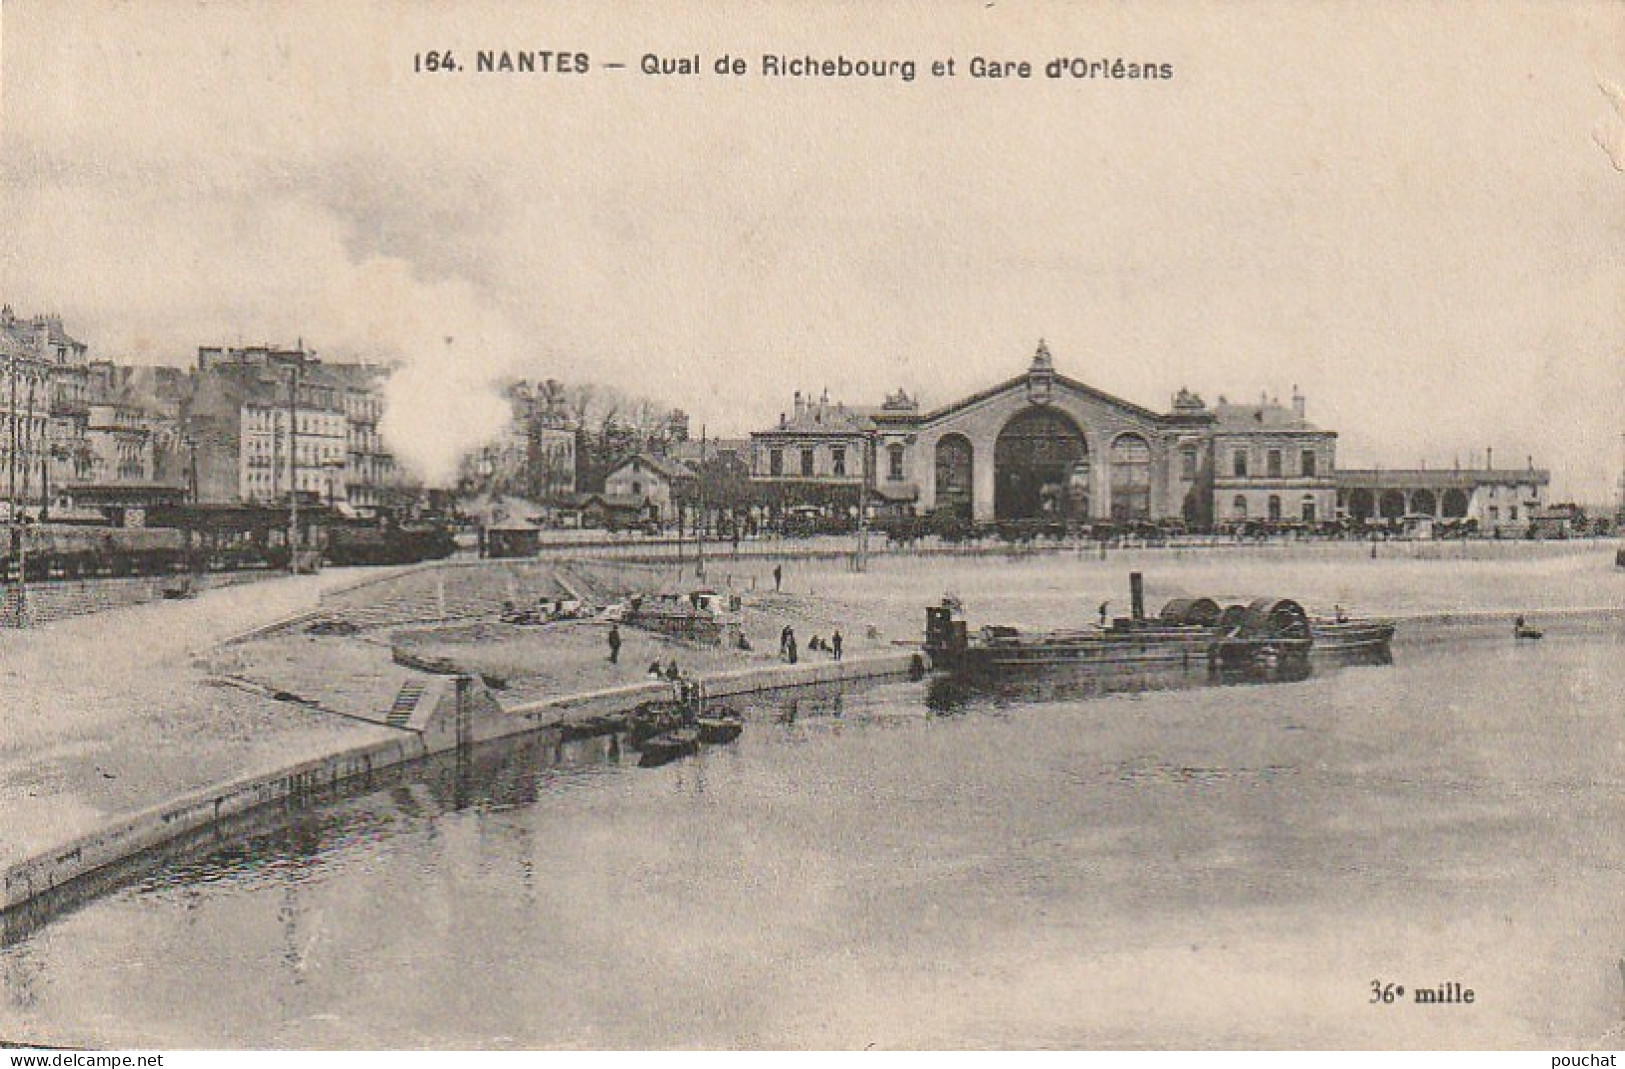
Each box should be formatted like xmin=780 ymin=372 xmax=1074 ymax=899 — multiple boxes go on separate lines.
xmin=1 ymin=542 xmax=1621 ymax=918
xmin=0 ymin=554 xmax=928 ymax=916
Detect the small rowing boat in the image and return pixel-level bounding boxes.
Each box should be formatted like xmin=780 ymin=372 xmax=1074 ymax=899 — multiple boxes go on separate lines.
xmin=637 ymin=728 xmax=701 ymax=767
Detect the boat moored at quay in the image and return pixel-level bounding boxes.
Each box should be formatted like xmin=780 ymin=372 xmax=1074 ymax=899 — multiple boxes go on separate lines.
xmin=923 ymin=572 xmax=1395 ymax=676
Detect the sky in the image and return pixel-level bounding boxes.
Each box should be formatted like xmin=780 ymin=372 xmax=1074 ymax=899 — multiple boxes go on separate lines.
xmin=1 ymin=0 xmax=1621 ymax=497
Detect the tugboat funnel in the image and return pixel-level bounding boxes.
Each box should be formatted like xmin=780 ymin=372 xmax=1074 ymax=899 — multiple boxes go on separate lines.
xmin=1130 ymin=572 xmax=1145 ymax=622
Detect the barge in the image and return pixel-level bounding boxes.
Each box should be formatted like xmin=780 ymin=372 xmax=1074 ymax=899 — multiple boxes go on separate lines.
xmin=623 ymin=685 xmax=745 ymax=766
xmin=924 ymin=572 xmax=1393 ymax=676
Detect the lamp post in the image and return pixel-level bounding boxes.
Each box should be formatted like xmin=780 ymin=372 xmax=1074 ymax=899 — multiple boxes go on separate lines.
xmin=855 ymin=430 xmax=875 ymax=572
xmin=695 ymin=427 xmax=706 ymax=579
xmin=282 ymin=347 xmax=313 ymax=572
xmin=5 ymin=352 xmax=21 ymax=623
xmin=286 ymin=354 xmax=301 ymax=571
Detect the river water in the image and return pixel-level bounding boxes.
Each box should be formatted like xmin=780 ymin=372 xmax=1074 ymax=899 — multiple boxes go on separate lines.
xmin=2 ymin=631 xmax=1623 ymax=1049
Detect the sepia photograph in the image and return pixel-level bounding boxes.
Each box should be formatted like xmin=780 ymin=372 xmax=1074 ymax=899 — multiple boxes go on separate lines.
xmin=0 ymin=0 xmax=1622 ymax=1053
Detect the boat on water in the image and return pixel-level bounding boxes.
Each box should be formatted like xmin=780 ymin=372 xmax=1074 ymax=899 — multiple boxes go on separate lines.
xmin=624 ymin=686 xmax=744 ymax=764
xmin=694 ymin=712 xmax=744 ymax=745
xmin=1308 ymin=614 xmax=1400 ymax=654
xmin=637 ymin=728 xmax=701 ymax=767
xmin=924 ymin=572 xmax=1394 ymax=676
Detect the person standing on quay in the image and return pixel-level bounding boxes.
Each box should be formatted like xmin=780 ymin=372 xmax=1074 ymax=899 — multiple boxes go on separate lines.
xmin=773 ymin=564 xmax=783 ymax=592
xmin=784 ymin=627 xmax=798 ymax=664
xmin=831 ymin=629 xmax=843 ymax=661
xmin=607 ymin=623 xmax=621 ymax=665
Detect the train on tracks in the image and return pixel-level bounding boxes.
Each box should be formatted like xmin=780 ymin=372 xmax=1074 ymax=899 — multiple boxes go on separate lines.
xmin=0 ymin=505 xmax=457 ymax=582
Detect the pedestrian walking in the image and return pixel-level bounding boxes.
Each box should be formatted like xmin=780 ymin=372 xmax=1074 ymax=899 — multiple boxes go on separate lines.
xmin=780 ymin=624 xmax=793 ymax=656
xmin=773 ymin=564 xmax=783 ymax=592
xmin=607 ymin=623 xmax=621 ymax=664
xmin=831 ymin=629 xmax=843 ymax=661
xmin=785 ymin=631 xmax=798 ymax=664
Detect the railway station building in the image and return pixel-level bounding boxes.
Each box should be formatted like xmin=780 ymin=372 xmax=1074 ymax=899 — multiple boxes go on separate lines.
xmin=748 ymin=341 xmax=1339 ymax=527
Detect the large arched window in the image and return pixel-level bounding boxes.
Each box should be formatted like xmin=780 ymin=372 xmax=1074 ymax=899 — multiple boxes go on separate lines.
xmin=935 ymin=434 xmax=974 ymax=520
xmin=1109 ymin=433 xmax=1152 ymax=522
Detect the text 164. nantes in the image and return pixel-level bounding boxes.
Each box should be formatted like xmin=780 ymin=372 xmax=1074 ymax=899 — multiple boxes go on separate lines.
xmin=413 ymin=51 xmax=591 ymax=74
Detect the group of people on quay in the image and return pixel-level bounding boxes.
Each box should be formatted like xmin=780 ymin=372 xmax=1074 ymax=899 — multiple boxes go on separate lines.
xmin=778 ymin=625 xmax=843 ymax=664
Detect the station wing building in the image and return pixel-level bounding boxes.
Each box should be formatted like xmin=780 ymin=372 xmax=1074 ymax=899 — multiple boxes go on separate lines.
xmin=1334 ymin=464 xmax=1549 ymax=537
xmin=749 ymin=341 xmax=1339 ymax=527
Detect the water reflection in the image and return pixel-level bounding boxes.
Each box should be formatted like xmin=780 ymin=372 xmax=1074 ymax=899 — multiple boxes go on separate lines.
xmin=0 ymin=732 xmax=621 ymax=949
xmin=924 ymin=646 xmax=1393 ymax=712
xmin=6 ymin=637 xmax=1625 ymax=1048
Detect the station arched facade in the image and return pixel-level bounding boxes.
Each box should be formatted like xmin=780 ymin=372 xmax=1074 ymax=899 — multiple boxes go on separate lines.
xmin=880 ymin=343 xmax=1212 ymax=524
xmin=750 ymin=341 xmax=1340 ymax=528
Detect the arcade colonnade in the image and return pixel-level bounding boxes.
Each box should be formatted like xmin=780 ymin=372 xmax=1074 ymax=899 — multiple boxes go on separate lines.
xmin=1339 ymin=484 xmax=1472 ymax=522
xmin=1334 ymin=468 xmax=1549 ymax=532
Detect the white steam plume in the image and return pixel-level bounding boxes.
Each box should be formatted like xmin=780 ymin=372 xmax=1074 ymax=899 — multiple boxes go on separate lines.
xmin=317 ymin=258 xmax=522 ymax=488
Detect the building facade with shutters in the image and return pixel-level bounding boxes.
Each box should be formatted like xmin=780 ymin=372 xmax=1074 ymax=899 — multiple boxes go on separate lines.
xmin=1 ymin=307 xmax=94 ymax=514
xmin=186 ymin=346 xmax=412 ymax=511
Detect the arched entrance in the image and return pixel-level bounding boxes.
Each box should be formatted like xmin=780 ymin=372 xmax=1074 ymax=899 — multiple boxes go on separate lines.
xmin=1411 ymin=489 xmax=1437 ymax=516
xmin=1442 ymin=488 xmax=1469 ymax=518
xmin=1379 ymin=489 xmax=1407 ymax=520
xmin=1347 ymin=489 xmax=1374 ymax=521
xmin=994 ymin=407 xmax=1086 ymax=521
xmin=934 ymin=434 xmax=974 ymax=520
xmin=1109 ymin=433 xmax=1151 ymax=523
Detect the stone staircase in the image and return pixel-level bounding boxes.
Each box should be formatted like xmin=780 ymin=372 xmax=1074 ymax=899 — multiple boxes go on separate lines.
xmin=384 ymin=679 xmax=429 ymax=728
xmin=314 ymin=562 xmax=576 ymax=631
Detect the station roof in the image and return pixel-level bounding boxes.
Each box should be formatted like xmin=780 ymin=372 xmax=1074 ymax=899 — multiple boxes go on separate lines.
xmin=1335 ymin=468 xmax=1550 ymax=488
